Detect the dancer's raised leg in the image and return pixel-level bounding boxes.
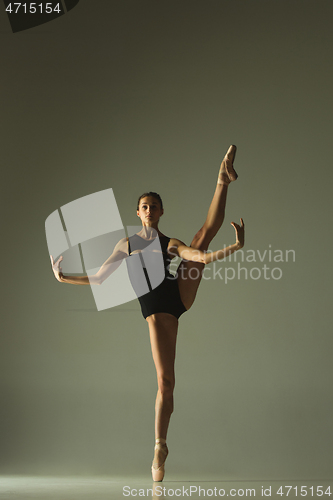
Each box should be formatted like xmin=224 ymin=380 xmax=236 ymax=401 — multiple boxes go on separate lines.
xmin=178 ymin=145 xmax=238 ymax=309
xmin=147 ymin=313 xmax=178 ymax=480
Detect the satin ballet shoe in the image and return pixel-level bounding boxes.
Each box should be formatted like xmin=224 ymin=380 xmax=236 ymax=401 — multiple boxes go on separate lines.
xmin=151 ymin=438 xmax=168 ymax=482
xmin=218 ymin=145 xmax=238 ymax=185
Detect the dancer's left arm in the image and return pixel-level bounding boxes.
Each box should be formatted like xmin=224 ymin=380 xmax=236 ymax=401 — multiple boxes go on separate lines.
xmin=169 ymin=218 xmax=244 ymax=264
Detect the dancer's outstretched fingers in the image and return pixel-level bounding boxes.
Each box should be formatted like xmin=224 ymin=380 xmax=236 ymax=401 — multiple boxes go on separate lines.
xmin=230 ymin=220 xmax=244 ymax=248
xmin=238 ymin=218 xmax=245 ymax=247
xmin=50 ymin=255 xmax=63 ymax=282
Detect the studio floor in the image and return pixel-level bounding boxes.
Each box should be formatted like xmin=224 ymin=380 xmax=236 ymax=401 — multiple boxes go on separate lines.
xmin=0 ymin=476 xmax=331 ymax=500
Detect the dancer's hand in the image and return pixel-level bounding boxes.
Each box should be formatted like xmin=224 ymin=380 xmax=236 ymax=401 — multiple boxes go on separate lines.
xmin=50 ymin=255 xmax=64 ymax=282
xmin=231 ymin=218 xmax=244 ymax=249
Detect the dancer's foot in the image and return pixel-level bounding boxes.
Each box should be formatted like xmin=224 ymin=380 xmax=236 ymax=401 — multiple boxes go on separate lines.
xmin=218 ymin=145 xmax=238 ymax=185
xmin=151 ymin=438 xmax=168 ymax=482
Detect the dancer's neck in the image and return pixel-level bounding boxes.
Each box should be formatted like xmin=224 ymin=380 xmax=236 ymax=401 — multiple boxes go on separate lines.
xmin=138 ymin=225 xmax=163 ymax=239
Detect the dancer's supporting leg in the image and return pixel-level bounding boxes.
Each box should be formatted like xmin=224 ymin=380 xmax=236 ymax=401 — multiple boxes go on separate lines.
xmin=178 ymin=145 xmax=238 ymax=309
xmin=147 ymin=312 xmax=178 ymax=479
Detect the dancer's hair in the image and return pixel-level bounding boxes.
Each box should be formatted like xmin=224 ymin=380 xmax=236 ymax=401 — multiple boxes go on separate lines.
xmin=137 ymin=192 xmax=163 ymax=210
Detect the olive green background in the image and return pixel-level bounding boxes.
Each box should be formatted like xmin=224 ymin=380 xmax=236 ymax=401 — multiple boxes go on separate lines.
xmin=1 ymin=0 xmax=332 ymax=480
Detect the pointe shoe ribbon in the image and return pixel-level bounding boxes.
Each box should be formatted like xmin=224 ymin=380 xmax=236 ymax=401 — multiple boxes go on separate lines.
xmin=151 ymin=438 xmax=168 ymax=482
xmin=218 ymin=145 xmax=238 ymax=185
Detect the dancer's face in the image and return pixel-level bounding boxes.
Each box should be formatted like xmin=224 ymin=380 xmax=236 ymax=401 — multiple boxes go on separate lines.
xmin=137 ymin=196 xmax=164 ymax=226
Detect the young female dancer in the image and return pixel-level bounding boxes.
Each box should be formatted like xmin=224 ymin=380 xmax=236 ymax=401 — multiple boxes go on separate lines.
xmin=50 ymin=145 xmax=244 ymax=481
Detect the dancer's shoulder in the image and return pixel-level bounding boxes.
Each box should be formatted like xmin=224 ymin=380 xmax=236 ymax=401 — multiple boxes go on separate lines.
xmin=114 ymin=237 xmax=129 ymax=255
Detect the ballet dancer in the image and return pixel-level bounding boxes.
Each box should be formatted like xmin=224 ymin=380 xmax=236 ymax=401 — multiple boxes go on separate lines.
xmin=50 ymin=145 xmax=245 ymax=481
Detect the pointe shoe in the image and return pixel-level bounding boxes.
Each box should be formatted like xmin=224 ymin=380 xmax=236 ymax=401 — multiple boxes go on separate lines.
xmin=218 ymin=145 xmax=238 ymax=185
xmin=151 ymin=438 xmax=168 ymax=482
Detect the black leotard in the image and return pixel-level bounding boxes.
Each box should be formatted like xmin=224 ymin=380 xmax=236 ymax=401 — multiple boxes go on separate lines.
xmin=126 ymin=234 xmax=187 ymax=320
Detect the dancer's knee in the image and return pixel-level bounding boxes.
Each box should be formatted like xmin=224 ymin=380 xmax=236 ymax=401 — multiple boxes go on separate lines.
xmin=191 ymin=226 xmax=213 ymax=250
xmin=157 ymin=376 xmax=175 ymax=397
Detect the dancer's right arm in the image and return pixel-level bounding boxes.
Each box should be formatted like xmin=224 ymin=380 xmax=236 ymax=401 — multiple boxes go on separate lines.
xmin=50 ymin=238 xmax=128 ymax=285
